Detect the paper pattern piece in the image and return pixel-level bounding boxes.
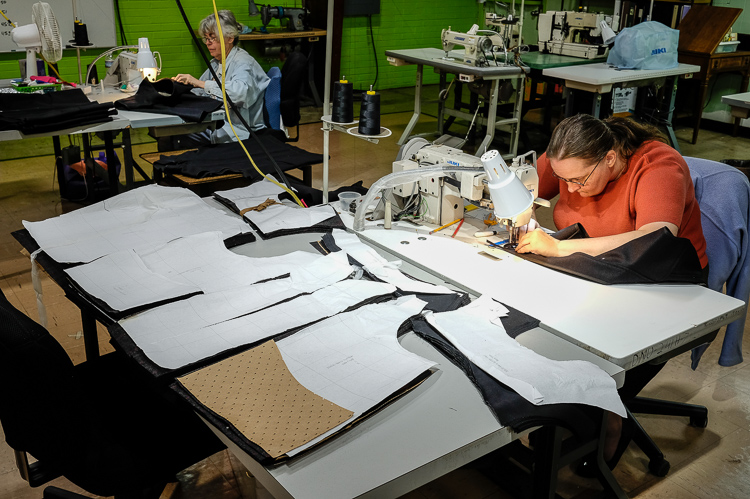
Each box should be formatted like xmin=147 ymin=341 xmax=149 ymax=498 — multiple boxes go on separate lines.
xmin=277 ymin=295 xmax=436 ymax=455
xmin=332 ymin=230 xmax=453 ymax=295
xmin=138 ymin=231 xmax=324 ymax=293
xmin=425 ymin=296 xmax=626 ymax=417
xmin=121 ymin=278 xmax=396 ymax=369
xmin=64 ymin=249 xmax=201 ymax=313
xmin=214 ymin=178 xmax=288 ymax=213
xmin=243 ymin=204 xmax=337 ymax=234
xmin=24 ymin=185 xmax=249 ymax=263
xmin=177 ymin=341 xmax=354 ymax=458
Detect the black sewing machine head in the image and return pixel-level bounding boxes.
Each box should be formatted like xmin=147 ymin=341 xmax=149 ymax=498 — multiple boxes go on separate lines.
xmin=259 ymin=5 xmax=309 ymax=32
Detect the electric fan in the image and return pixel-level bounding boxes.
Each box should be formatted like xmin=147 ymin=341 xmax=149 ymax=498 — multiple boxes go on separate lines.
xmin=10 ymin=2 xmax=63 ymax=80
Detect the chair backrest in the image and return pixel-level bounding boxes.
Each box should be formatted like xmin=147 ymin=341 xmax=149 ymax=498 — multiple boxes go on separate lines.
xmin=0 ymin=289 xmax=75 ymax=454
xmin=264 ymin=66 xmax=282 ymax=130
xmin=684 ymin=156 xmax=750 ymax=366
xmin=280 ymin=51 xmax=307 ymax=128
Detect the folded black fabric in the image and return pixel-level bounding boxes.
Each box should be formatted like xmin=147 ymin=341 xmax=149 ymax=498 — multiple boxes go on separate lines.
xmin=153 ymin=134 xmax=323 ymax=179
xmin=508 ymin=224 xmax=705 ymax=285
xmin=0 ymin=89 xmax=115 ymax=134
xmin=114 ymin=78 xmax=222 ymax=123
xmin=409 ymin=314 xmax=598 ymax=439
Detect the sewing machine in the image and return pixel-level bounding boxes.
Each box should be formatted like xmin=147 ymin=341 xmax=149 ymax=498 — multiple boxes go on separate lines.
xmin=441 ymin=26 xmax=505 ymax=67
xmin=260 ymin=4 xmax=309 ymax=32
xmin=102 ymin=51 xmax=141 ymax=87
xmin=391 ymin=141 xmax=546 ymax=244
xmin=537 ymin=11 xmax=619 ymax=59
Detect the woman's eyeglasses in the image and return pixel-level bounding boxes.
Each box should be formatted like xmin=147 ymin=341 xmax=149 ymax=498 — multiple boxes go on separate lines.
xmin=551 ymin=157 xmax=603 ymax=187
xmin=202 ymin=35 xmax=218 ymax=45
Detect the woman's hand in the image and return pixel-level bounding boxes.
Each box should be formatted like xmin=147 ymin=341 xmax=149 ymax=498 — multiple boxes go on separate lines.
xmin=173 ymin=74 xmax=204 ymax=88
xmin=516 ymin=228 xmax=560 ymax=257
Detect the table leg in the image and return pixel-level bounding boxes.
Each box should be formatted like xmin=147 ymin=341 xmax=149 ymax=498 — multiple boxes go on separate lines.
xmin=103 ymin=131 xmax=119 ymax=196
xmin=306 ymin=42 xmax=323 ymax=107
xmin=592 ymin=93 xmax=603 ymax=119
xmin=693 ymin=80 xmax=710 ymax=144
xmin=664 ymin=76 xmax=681 ymax=154
xmin=52 ymin=136 xmax=67 ymax=199
xmin=475 ymin=79 xmax=499 ymax=156
xmin=81 ymin=310 xmax=99 ymax=361
xmin=121 ymin=128 xmax=136 ymax=190
xmin=438 ymin=72 xmax=447 ymax=136
xmin=397 ymin=64 xmax=424 ymax=146
xmin=509 ymin=76 xmax=525 ymax=158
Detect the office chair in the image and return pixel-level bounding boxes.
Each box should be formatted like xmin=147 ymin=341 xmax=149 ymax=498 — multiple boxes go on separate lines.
xmin=626 ymin=156 xmax=750 ymax=476
xmin=264 ymin=66 xmax=283 ymax=132
xmin=0 ymin=288 xmax=226 ymax=498
xmin=279 ymin=50 xmax=307 ymax=142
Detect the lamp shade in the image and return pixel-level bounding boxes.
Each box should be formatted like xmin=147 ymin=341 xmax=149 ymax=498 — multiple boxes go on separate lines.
xmin=136 ymin=37 xmax=158 ymax=81
xmin=600 ymin=20 xmax=617 ymax=45
xmin=480 ymin=150 xmax=533 ymax=219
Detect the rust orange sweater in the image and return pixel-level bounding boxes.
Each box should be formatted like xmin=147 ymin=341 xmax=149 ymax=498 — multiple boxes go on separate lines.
xmin=537 ymin=140 xmax=708 ymax=268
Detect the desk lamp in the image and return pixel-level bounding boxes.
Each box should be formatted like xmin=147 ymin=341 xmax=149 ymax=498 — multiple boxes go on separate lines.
xmin=136 ymin=37 xmax=160 ymax=82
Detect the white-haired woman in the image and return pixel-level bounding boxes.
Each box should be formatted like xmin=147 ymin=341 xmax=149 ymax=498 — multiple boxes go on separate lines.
xmin=173 ymin=10 xmax=270 ymax=144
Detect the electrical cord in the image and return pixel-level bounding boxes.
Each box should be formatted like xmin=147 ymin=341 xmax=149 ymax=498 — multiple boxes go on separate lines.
xmin=368 ymin=14 xmax=379 ymax=89
xmin=173 ymin=0 xmax=303 ymax=206
xmin=114 ymin=0 xmax=128 ymax=46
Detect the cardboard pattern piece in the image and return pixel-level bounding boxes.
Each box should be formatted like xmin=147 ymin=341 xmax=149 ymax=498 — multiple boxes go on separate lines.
xmin=176 ymin=340 xmax=354 ymax=458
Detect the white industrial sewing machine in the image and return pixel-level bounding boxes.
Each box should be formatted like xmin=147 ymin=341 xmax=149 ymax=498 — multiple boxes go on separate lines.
xmin=389 ymin=140 xmax=548 ymax=245
xmin=537 ymin=11 xmax=619 ymax=59
xmin=441 ymin=25 xmax=505 ymax=67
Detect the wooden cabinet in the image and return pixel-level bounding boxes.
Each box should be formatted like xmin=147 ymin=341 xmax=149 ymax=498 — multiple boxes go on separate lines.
xmin=677 ymin=5 xmax=749 ymax=144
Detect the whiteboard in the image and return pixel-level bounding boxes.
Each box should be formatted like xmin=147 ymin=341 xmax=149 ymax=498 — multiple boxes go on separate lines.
xmin=0 ymin=0 xmax=116 ymax=53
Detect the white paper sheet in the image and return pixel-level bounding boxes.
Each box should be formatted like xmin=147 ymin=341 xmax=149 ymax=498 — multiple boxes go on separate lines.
xmin=138 ymin=231 xmax=326 ymax=292
xmin=121 ymin=278 xmax=396 ymax=370
xmin=24 ymin=185 xmax=249 ymax=263
xmin=332 ymin=230 xmax=453 ymax=295
xmin=64 ymin=249 xmax=201 ymax=313
xmin=214 ymin=177 xmax=288 ymax=213
xmin=277 ymin=295 xmax=436 ymax=455
xmin=425 ymin=296 xmax=626 ymax=417
xmin=244 ymin=204 xmax=337 ymax=234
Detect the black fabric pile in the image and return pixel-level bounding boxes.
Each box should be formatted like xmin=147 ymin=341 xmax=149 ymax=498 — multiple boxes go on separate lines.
xmin=153 ymin=134 xmax=323 ymax=179
xmin=0 ymin=89 xmax=116 ymax=134
xmin=507 ymin=224 xmax=706 ymax=285
xmin=114 ymin=78 xmax=223 ymax=123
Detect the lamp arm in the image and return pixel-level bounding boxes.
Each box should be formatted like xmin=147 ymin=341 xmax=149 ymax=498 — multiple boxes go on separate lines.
xmin=352 ymin=165 xmax=484 ymax=232
xmin=84 ymin=45 xmax=138 ymax=85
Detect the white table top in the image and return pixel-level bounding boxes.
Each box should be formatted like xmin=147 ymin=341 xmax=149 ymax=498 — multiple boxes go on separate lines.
xmin=342 ymin=212 xmax=745 ymax=370
xmin=385 ymin=48 xmax=525 ymax=78
xmin=721 ymin=91 xmax=750 ymax=109
xmin=542 ymin=62 xmax=701 ymax=93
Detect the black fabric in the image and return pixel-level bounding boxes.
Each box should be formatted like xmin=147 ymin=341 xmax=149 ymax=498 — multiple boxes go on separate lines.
xmin=280 ymin=51 xmax=307 ymax=127
xmin=281 ymin=179 xmax=369 ymax=208
xmin=243 ymin=208 xmax=346 ymax=240
xmin=508 ymin=224 xmax=705 ymax=285
xmin=114 ymin=78 xmax=223 ymax=123
xmin=408 ymin=314 xmax=597 ymax=439
xmin=0 ymin=89 xmax=115 ymax=134
xmin=152 ymin=134 xmax=323 ymax=179
xmin=0 ymin=289 xmax=225 ymax=497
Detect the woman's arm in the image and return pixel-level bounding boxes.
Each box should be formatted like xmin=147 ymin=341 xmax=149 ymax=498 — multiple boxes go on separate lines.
xmin=516 ymin=221 xmax=678 ymax=257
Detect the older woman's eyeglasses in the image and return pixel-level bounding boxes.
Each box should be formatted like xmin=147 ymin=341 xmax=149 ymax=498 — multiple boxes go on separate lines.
xmin=551 ymin=157 xmax=603 ymax=187
xmin=202 ymin=35 xmax=218 ymax=45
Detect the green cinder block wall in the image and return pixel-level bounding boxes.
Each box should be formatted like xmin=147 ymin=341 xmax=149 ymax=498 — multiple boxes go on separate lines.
xmin=0 ymin=1 xmax=484 ymax=92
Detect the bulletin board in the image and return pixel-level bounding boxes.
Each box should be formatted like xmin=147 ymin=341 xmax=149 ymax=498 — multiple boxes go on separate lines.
xmin=0 ymin=0 xmax=116 ymax=53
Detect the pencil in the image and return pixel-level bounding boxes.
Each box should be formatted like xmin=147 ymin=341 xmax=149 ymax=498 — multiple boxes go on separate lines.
xmin=429 ymin=218 xmax=462 ymax=235
xmin=451 ymin=219 xmax=464 ymax=238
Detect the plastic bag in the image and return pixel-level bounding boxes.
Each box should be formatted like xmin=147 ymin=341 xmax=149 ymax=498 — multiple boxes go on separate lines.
xmin=607 ymin=21 xmax=679 ymax=70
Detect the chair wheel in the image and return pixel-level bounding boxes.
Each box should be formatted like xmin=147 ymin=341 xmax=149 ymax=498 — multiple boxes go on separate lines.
xmin=690 ymin=415 xmax=708 ymax=428
xmin=648 ymin=458 xmax=670 ymax=477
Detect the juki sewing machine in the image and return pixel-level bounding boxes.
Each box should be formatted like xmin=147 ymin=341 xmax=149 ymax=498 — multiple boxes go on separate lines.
xmin=441 ymin=26 xmax=505 ymax=67
xmin=537 ymin=11 xmax=619 ymax=59
xmin=260 ymin=4 xmax=309 ymax=32
xmin=390 ymin=140 xmax=548 ymax=245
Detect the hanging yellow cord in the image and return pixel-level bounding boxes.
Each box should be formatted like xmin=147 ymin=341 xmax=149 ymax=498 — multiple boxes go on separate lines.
xmin=1 ymin=10 xmax=65 ymax=82
xmin=211 ymin=1 xmax=304 ymax=207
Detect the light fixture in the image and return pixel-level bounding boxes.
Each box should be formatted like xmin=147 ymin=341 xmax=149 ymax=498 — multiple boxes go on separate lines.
xmin=600 ymin=20 xmax=617 ymax=45
xmin=480 ymin=150 xmax=533 ymax=220
xmin=248 ymin=1 xmax=260 ymax=16
xmin=136 ymin=37 xmax=160 ymax=82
